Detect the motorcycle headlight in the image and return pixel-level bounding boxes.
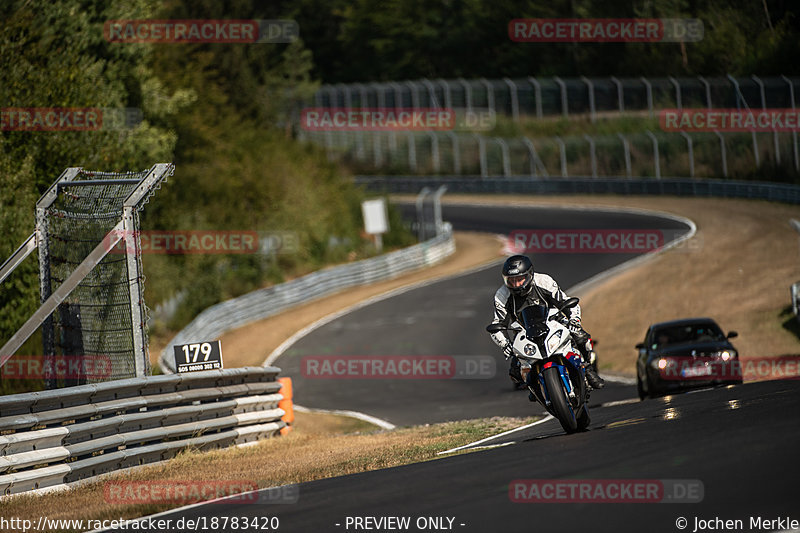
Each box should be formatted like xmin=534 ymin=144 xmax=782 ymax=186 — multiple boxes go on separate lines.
xmin=547 ymin=330 xmax=563 ymax=353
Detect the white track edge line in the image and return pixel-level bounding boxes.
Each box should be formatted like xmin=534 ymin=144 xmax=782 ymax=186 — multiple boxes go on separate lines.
xmin=437 ymin=415 xmax=555 ymax=455
xmin=293 ymin=404 xmax=396 ymax=430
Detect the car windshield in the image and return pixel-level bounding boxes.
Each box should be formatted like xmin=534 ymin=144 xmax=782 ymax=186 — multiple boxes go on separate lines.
xmin=652 ymin=323 xmax=726 ymax=348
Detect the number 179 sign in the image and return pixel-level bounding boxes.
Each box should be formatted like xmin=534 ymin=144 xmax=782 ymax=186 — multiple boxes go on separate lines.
xmin=173 ymin=340 xmax=223 ymax=373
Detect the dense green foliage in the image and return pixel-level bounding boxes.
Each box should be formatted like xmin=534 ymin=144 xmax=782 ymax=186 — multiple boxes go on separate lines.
xmin=293 ymin=0 xmax=799 ymax=82
xmin=0 ymin=0 xmax=410 ymax=352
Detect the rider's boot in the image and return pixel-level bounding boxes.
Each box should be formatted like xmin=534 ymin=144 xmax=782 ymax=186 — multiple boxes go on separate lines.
xmin=508 ymin=356 xmax=523 ymax=385
xmin=584 ymin=363 xmax=605 ymax=389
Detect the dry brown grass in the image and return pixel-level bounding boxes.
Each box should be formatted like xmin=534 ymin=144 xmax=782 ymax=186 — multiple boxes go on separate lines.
xmin=434 ymin=195 xmax=800 ymax=375
xmin=0 ymin=413 xmax=533 ymax=532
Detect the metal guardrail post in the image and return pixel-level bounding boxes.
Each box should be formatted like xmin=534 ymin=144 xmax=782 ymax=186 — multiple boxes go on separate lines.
xmin=752 ymin=131 xmax=760 ymax=168
xmin=610 ymin=76 xmax=624 ymax=112
xmin=617 ymin=133 xmax=632 ymax=178
xmin=339 ymin=83 xmax=352 ymax=109
xmin=680 ymin=131 xmax=695 ymax=178
xmin=581 ymin=76 xmax=596 ymax=122
xmin=437 ymin=79 xmax=453 ymax=109
xmin=496 ymin=138 xmax=511 ymax=177
xmin=432 ymin=185 xmax=447 ymax=236
xmin=555 ymin=136 xmax=567 ymax=177
xmin=584 ymin=134 xmax=598 ymax=177
xmin=669 ymin=76 xmax=682 ymax=110
xmin=752 ymin=74 xmax=767 ymax=109
xmin=640 ymin=77 xmax=654 ymax=117
xmin=528 ymin=77 xmax=543 ymax=119
xmin=407 ymin=133 xmax=417 ymax=172
xmin=475 ymin=134 xmax=488 ymax=177
xmin=372 ymin=82 xmax=386 ymax=109
xmin=481 ymin=78 xmax=495 ymax=115
xmin=373 ymin=132 xmax=383 ymax=167
xmin=447 ymin=131 xmax=461 ymax=174
xmin=389 ymin=81 xmax=404 ymax=109
xmin=645 ymin=130 xmax=661 ymax=179
xmin=415 ymin=187 xmax=431 ymax=241
xmin=553 ymin=76 xmax=568 ymax=118
xmin=727 ymin=74 xmax=744 ymax=110
xmin=420 ymin=78 xmax=438 ymax=108
xmin=427 ymin=132 xmax=441 ymax=173
xmin=521 ymin=137 xmax=539 ymax=177
xmin=782 ymin=75 xmax=800 ymax=171
xmin=459 ymin=78 xmax=473 ymax=113
xmin=715 ymin=131 xmax=729 ymax=177
xmin=752 ymin=75 xmax=780 ymax=166
xmin=503 ymin=78 xmax=520 ymax=122
xmin=406 ymin=80 xmax=421 ymax=108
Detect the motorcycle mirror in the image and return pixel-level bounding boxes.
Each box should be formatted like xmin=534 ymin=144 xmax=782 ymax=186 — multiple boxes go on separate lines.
xmin=486 ymin=324 xmax=506 ymax=333
xmin=558 ymin=297 xmax=580 ymax=311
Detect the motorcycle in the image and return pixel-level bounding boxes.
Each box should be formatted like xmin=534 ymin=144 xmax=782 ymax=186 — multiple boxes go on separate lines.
xmin=487 ymin=297 xmax=591 ymax=434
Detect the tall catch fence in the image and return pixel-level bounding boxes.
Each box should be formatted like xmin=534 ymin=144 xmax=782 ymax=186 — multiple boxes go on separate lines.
xmin=0 ymin=164 xmax=173 ymax=389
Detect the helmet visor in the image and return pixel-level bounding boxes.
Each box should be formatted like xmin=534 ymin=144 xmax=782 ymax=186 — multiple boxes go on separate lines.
xmin=504 ymin=272 xmax=532 ymax=290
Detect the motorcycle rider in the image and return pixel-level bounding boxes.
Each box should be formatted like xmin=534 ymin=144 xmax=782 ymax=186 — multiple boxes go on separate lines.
xmin=489 ymin=255 xmax=605 ymax=390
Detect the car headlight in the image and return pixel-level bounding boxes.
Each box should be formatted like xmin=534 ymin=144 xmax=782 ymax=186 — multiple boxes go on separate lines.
xmin=718 ymin=350 xmax=737 ymax=361
xmin=547 ymin=330 xmax=562 ymax=353
xmin=656 ymin=358 xmax=668 ymax=370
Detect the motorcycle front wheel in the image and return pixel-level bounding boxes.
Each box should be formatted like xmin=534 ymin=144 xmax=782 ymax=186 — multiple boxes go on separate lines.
xmin=543 ymin=366 xmax=578 ymax=433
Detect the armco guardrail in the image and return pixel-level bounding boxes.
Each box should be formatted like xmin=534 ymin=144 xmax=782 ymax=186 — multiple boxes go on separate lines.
xmin=355 ymin=176 xmax=800 ymax=205
xmin=159 ymin=224 xmax=456 ymax=372
xmin=0 ymin=367 xmax=285 ymax=496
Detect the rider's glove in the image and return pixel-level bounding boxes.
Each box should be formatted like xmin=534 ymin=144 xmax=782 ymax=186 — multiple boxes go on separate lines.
xmin=568 ymin=317 xmax=583 ymax=335
xmin=502 ymin=344 xmax=514 ymax=360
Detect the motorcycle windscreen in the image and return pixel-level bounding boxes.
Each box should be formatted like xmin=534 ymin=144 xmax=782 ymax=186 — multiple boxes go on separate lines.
xmin=519 ymin=304 xmax=549 ymax=339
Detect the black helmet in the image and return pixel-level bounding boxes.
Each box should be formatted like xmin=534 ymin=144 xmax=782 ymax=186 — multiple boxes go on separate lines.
xmin=502 ymin=255 xmax=534 ymax=295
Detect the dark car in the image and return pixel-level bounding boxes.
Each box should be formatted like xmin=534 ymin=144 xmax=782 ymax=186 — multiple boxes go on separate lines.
xmin=636 ymin=318 xmax=742 ymax=400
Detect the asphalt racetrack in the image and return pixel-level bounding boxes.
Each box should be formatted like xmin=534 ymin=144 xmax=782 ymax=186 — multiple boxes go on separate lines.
xmin=275 ymin=203 xmax=691 ymax=425
xmin=103 ymin=203 xmax=800 ymax=533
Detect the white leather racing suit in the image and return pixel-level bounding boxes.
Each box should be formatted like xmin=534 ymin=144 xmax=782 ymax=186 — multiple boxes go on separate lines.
xmin=489 ymin=272 xmax=586 ymax=368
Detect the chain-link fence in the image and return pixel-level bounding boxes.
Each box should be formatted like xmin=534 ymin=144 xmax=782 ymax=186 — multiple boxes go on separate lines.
xmin=301 ymin=75 xmax=800 ymax=180
xmin=300 ymin=129 xmax=799 ymax=180
xmin=314 ymin=75 xmax=800 ymax=120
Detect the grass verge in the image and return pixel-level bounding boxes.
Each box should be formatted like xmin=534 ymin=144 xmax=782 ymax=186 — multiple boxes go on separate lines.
xmin=0 ymin=412 xmax=535 ymax=532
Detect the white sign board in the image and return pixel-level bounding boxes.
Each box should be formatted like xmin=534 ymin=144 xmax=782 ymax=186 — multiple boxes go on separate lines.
xmin=361 ymin=199 xmax=388 ymax=235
